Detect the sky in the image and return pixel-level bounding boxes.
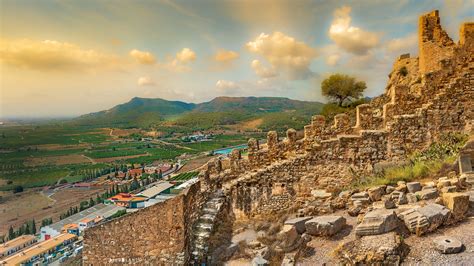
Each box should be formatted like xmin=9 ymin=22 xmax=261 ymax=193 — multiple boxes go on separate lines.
xmin=0 ymin=0 xmax=472 ymax=118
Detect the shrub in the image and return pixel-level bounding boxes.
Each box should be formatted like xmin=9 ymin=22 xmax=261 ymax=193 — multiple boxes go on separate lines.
xmin=398 ymin=66 xmax=408 ymax=76
xmin=13 ymin=185 xmax=24 ymax=193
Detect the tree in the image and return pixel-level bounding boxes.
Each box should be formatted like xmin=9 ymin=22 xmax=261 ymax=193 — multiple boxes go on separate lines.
xmin=321 ymin=74 xmax=366 ymax=107
xmin=13 ymin=185 xmax=24 ymax=193
xmin=8 ymin=226 xmax=15 ymax=240
xmin=31 ymin=219 xmax=36 ymax=234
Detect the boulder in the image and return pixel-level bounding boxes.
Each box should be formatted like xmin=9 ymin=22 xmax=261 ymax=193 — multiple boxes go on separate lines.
xmin=415 ymin=188 xmax=438 ymax=200
xmin=305 ymin=215 xmax=346 ymax=236
xmin=252 ymin=255 xmax=269 ymax=266
xmin=433 ymin=236 xmax=463 ymax=254
xmin=406 ymin=193 xmax=418 ymax=204
xmin=368 ymin=186 xmax=386 ymax=201
xmin=407 ymin=182 xmax=422 ymax=193
xmin=355 ymin=209 xmax=399 ymax=236
xmin=278 ymin=224 xmax=299 ymax=249
xmin=312 ymin=190 xmax=332 ymax=199
xmin=442 ymin=192 xmax=469 ymax=221
xmin=334 ymin=232 xmax=407 ymax=265
xmin=441 ymin=186 xmax=457 ymax=193
xmin=398 ymin=192 xmax=408 ymax=205
xmin=284 ymin=217 xmax=312 ymax=234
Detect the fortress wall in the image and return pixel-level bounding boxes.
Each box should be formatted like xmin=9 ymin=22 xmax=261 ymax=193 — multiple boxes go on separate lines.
xmin=83 ymin=182 xmax=204 ymax=265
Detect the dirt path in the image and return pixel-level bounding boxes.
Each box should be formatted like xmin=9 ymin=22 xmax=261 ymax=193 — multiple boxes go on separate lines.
xmin=152 ymin=139 xmax=193 ymax=150
xmin=81 ymin=154 xmax=96 ymax=164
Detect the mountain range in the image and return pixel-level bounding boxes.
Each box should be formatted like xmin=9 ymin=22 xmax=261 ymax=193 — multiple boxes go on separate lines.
xmin=74 ymin=96 xmax=325 ymax=131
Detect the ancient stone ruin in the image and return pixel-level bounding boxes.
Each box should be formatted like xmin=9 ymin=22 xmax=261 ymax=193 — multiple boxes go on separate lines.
xmin=83 ymin=10 xmax=473 ymax=265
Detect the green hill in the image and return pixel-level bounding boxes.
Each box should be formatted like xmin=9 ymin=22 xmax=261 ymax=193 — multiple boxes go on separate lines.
xmin=73 ymin=96 xmax=324 ymax=130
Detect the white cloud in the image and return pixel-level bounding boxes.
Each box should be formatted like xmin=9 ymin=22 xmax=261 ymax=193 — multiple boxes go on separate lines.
xmin=0 ymin=38 xmax=120 ymax=71
xmin=326 ymin=54 xmax=341 ymax=66
xmin=176 ymin=48 xmax=196 ymax=63
xmin=386 ymin=33 xmax=417 ymax=54
xmin=246 ymin=31 xmax=317 ymax=79
xmin=129 ymin=49 xmax=156 ymax=65
xmin=216 ymin=80 xmax=240 ymax=93
xmin=214 ymin=49 xmax=239 ymax=63
xmin=137 ymin=76 xmax=155 ymax=86
xmin=329 ymin=6 xmax=380 ymax=55
xmin=251 ymin=59 xmax=278 ymax=78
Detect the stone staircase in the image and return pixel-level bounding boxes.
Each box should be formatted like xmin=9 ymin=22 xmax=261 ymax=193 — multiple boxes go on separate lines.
xmin=191 ymin=190 xmax=226 ymax=264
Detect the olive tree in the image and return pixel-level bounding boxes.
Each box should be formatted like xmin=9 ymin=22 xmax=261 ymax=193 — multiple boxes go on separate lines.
xmin=321 ymin=74 xmax=366 ymax=107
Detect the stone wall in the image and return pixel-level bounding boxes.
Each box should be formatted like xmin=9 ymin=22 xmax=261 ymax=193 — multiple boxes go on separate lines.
xmin=83 ymin=182 xmax=204 ymax=265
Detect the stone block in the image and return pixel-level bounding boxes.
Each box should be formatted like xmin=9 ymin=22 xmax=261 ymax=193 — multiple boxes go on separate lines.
xmin=305 ymin=215 xmax=346 ymax=236
xmin=278 ymin=225 xmax=300 ymax=250
xmin=433 ymin=236 xmax=463 ymax=254
xmin=441 ymin=186 xmax=457 ymax=193
xmin=407 ymin=182 xmax=422 ymax=193
xmin=284 ymin=217 xmax=312 ymax=234
xmin=459 ymin=154 xmax=472 ymax=174
xmin=252 ymin=255 xmax=269 ymax=266
xmin=368 ymin=186 xmax=386 ymax=201
xmin=407 ymin=193 xmax=418 ymax=204
xmin=398 ymin=192 xmax=408 ymax=205
xmin=351 ymin=192 xmax=370 ymax=206
xmin=442 ymin=192 xmax=469 ymax=221
xmin=355 ymin=209 xmax=399 ymax=236
xmin=311 ymin=189 xmax=332 ymax=199
xmin=418 ymin=203 xmax=451 ymax=231
xmin=415 ymin=188 xmax=438 ymax=200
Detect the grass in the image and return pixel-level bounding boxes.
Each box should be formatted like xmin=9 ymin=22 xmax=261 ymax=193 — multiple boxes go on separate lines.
xmin=86 ymin=149 xmax=147 ymax=159
xmin=0 ymin=168 xmax=70 ymax=190
xmin=169 ymin=171 xmax=199 ymax=181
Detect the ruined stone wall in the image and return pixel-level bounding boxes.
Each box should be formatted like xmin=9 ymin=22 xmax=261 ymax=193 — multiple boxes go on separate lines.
xmin=83 ymin=182 xmax=204 ymax=265
xmin=418 ymin=10 xmax=455 ymax=74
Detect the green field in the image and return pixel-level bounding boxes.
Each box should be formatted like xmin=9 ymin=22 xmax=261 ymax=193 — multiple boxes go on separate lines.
xmin=169 ymin=171 xmax=199 ymax=181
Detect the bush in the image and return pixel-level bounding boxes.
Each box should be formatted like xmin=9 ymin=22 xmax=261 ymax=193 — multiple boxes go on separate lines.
xmin=13 ymin=185 xmax=24 ymax=193
xmin=398 ymin=66 xmax=408 ymax=76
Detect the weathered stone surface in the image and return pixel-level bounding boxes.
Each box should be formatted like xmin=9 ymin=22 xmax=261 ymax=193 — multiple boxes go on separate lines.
xmin=383 ymin=198 xmax=397 ymax=209
xmin=252 ymin=255 xmax=269 ymax=266
xmin=334 ymin=232 xmax=407 ymax=265
xmin=407 ymin=193 xmax=418 ymax=204
xmin=348 ymin=206 xmax=362 ymax=217
xmin=418 ymin=204 xmax=451 ymax=231
xmin=416 ymin=188 xmax=438 ymax=200
xmin=433 ymin=236 xmax=463 ymax=254
xmin=459 ymin=153 xmax=472 ymax=174
xmin=311 ymin=189 xmax=332 ymax=199
xmin=355 ymin=209 xmax=399 ymax=236
xmin=284 ymin=217 xmax=312 ymax=234
xmin=351 ymin=192 xmax=370 ymax=206
xmin=278 ymin=224 xmax=299 ymax=249
xmin=407 ymin=182 xmax=422 ymax=193
xmin=305 ymin=215 xmax=346 ymax=236
xmin=442 ymin=192 xmax=469 ymax=221
xmin=398 ymin=192 xmax=408 ymax=205
xmin=441 ymin=186 xmax=457 ymax=193
xmin=368 ymin=186 xmax=386 ymax=201
xmin=281 ymin=253 xmax=296 ymax=266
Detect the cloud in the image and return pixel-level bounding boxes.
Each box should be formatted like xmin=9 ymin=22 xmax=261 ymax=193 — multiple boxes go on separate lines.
xmin=176 ymin=48 xmax=196 ymax=63
xmin=386 ymin=33 xmax=417 ymax=54
xmin=129 ymin=49 xmax=156 ymax=65
xmin=214 ymin=49 xmax=239 ymax=63
xmin=329 ymin=6 xmax=380 ymax=55
xmin=251 ymin=59 xmax=278 ymax=78
xmin=137 ymin=76 xmax=155 ymax=86
xmin=216 ymin=80 xmax=240 ymax=93
xmin=0 ymin=38 xmax=120 ymax=71
xmin=326 ymin=54 xmax=341 ymax=66
xmin=246 ymin=31 xmax=317 ymax=79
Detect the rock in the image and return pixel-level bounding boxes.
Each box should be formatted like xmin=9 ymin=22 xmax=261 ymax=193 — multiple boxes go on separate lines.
xmin=368 ymin=186 xmax=386 ymax=201
xmin=442 ymin=192 xmax=469 ymax=221
xmin=383 ymin=198 xmax=397 ymax=209
xmin=395 ymin=184 xmax=408 ymax=193
xmin=334 ymin=232 xmax=407 ymax=265
xmin=418 ymin=204 xmax=451 ymax=231
xmin=301 ymin=233 xmax=312 ymax=243
xmin=415 ymin=188 xmax=438 ymax=200
xmin=355 ymin=209 xmax=399 ymax=236
xmin=467 ymin=191 xmax=474 ymax=211
xmin=435 ymin=197 xmax=443 ymax=205
xmin=433 ymin=236 xmax=463 ymax=254
xmin=311 ymin=189 xmax=332 ymax=199
xmin=278 ymin=225 xmax=299 ymax=248
xmin=224 ymin=243 xmax=239 ymax=258
xmin=338 ymin=190 xmax=352 ymax=199
xmin=281 ymin=253 xmax=296 ymax=266
xmin=305 ymin=215 xmax=346 ymax=236
xmin=348 ymin=206 xmax=362 ymax=217
xmin=399 ymin=204 xmax=451 ymax=235
xmin=407 ymin=182 xmax=422 ymax=193
xmin=437 ymin=179 xmax=451 ymax=189
xmin=351 ymin=192 xmax=370 ymax=206
xmin=252 ymin=255 xmax=269 ymax=266
xmin=248 ymin=240 xmax=262 ymax=249
xmin=386 ymin=185 xmax=395 ymax=194
xmin=284 ymin=217 xmax=312 ymax=234
xmin=441 ymin=186 xmax=457 ymax=193
xmin=407 ymin=193 xmax=418 ymax=204
xmin=398 ymin=192 xmax=408 ymax=205
xmin=255 ymin=246 xmax=271 ymax=260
